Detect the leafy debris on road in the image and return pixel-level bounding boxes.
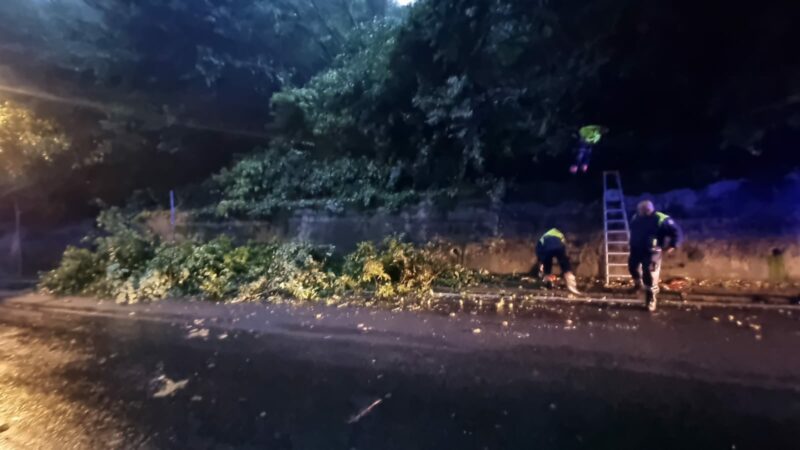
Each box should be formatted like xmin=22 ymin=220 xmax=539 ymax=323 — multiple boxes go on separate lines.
xmin=152 ymin=375 xmax=189 ymax=398
xmin=186 ymin=328 xmax=210 ymax=339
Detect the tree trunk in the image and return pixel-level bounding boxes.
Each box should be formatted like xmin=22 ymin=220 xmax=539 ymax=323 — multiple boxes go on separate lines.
xmin=10 ymin=197 xmax=22 ymax=277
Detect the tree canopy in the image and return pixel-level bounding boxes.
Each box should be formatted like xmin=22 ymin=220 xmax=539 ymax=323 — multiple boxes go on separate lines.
xmin=0 ymin=0 xmax=397 ymax=135
xmin=0 ymin=0 xmax=798 ymax=220
xmin=273 ymin=0 xmax=621 ymax=187
xmin=0 ymin=0 xmax=397 ymax=218
xmin=0 ymin=100 xmax=70 ymax=189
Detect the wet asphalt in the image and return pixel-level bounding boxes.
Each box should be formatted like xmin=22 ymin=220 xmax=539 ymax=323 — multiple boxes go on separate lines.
xmin=1 ymin=294 xmax=799 ymax=450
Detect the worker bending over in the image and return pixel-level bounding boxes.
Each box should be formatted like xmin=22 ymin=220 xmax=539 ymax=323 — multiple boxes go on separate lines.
xmin=536 ymin=228 xmax=581 ymax=295
xmin=628 ymin=201 xmax=682 ymax=311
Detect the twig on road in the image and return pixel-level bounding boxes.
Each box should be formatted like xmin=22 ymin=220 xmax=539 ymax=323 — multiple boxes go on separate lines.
xmin=347 ymin=398 xmax=383 ymax=424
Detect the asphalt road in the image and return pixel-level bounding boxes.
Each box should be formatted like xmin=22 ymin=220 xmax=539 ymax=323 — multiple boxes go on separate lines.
xmin=1 ymin=293 xmax=799 ymax=449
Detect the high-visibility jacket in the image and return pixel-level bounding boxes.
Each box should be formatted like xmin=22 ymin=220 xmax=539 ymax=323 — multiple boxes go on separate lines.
xmin=579 ymin=125 xmax=605 ymax=145
xmin=537 ymin=228 xmax=566 ymax=254
xmin=539 ymin=228 xmax=565 ymax=244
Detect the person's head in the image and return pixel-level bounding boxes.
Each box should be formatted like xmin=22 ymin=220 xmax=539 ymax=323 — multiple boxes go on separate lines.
xmin=637 ymin=200 xmax=655 ymax=216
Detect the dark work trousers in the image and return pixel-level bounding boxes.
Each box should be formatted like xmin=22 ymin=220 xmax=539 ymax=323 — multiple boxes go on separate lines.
xmin=574 ymin=144 xmax=593 ymax=168
xmin=628 ymin=249 xmax=662 ymax=293
xmin=537 ymin=248 xmax=572 ymax=275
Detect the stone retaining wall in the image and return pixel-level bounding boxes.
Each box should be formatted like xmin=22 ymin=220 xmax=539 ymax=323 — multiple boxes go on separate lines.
xmin=142 ymin=173 xmax=800 ymax=282
xmin=14 ymin=173 xmax=793 ymax=282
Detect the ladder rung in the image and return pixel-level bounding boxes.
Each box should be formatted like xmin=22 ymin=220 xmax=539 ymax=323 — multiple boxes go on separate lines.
xmin=608 ymin=230 xmax=628 ymax=233
xmin=608 ymin=263 xmax=629 ymax=267
xmin=608 ymin=241 xmax=628 ymax=244
xmin=608 ymin=252 xmax=629 ymax=256
xmin=606 ymin=209 xmax=624 ymax=213
xmin=607 ymin=219 xmax=627 ymax=223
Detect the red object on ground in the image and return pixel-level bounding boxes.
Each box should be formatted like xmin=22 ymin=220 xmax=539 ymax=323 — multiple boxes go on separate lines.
xmin=664 ymin=277 xmax=690 ymax=291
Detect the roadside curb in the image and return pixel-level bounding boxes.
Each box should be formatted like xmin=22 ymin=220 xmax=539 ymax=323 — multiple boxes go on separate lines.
xmin=436 ymin=291 xmax=800 ymax=311
xmin=448 ymin=285 xmax=800 ymax=310
xmin=5 ymin=289 xmax=800 ymax=322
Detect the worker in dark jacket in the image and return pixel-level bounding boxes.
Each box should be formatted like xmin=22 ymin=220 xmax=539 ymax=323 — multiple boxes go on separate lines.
xmin=628 ymin=200 xmax=682 ymax=311
xmin=536 ymin=228 xmax=580 ymax=295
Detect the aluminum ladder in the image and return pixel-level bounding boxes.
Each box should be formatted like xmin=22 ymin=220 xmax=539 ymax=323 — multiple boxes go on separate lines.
xmin=603 ymin=171 xmax=631 ymax=286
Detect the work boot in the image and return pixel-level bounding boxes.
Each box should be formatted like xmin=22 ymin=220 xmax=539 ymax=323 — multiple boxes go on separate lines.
xmin=646 ymin=290 xmax=658 ymax=312
xmin=565 ymin=272 xmax=581 ymax=295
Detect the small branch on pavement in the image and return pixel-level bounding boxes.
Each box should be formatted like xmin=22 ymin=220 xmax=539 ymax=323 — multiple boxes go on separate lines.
xmin=347 ymin=398 xmax=383 ymax=424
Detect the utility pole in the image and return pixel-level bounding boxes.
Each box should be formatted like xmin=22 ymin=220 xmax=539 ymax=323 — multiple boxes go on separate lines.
xmin=10 ymin=198 xmax=22 ymax=277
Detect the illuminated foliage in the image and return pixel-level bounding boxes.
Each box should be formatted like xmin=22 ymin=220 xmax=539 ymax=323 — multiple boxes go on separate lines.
xmin=340 ymin=237 xmax=478 ymax=299
xmin=40 ymin=211 xmax=479 ymax=303
xmin=0 ymin=100 xmax=70 ymax=185
xmin=0 ymin=0 xmax=396 ymax=120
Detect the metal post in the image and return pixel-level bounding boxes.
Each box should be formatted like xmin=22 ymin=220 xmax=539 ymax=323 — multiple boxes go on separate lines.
xmin=169 ymin=190 xmax=176 ymax=239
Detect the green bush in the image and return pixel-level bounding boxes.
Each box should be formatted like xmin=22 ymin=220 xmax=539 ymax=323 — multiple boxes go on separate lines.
xmin=41 ymin=214 xmax=480 ymax=304
xmin=341 ymin=237 xmax=479 ymax=300
xmin=93 ymin=209 xmax=157 ymax=293
xmin=39 ymin=246 xmax=105 ymax=295
xmin=40 ymin=209 xmax=156 ymax=297
xmin=211 ymin=146 xmax=419 ymax=218
xmin=39 ymin=211 xmax=340 ymax=303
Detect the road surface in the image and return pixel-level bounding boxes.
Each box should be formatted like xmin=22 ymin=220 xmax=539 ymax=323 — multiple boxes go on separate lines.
xmin=1 ymin=293 xmax=799 ymax=449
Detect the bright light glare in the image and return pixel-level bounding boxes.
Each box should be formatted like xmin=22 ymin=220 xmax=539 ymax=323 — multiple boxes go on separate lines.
xmin=394 ymin=0 xmax=417 ymax=6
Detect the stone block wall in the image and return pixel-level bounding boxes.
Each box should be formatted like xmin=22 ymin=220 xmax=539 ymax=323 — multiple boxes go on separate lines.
xmin=265 ymin=174 xmax=800 ymax=281
xmin=5 ymin=173 xmax=797 ymax=282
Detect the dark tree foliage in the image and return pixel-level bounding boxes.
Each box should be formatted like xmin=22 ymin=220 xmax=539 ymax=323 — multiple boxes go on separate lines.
xmin=271 ymin=0 xmax=800 ymax=193
xmin=0 ymin=0 xmax=798 ymax=220
xmin=0 ymin=0 xmax=395 ymax=133
xmin=0 ymin=0 xmax=394 ymax=219
xmin=273 ymin=0 xmax=606 ymax=187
